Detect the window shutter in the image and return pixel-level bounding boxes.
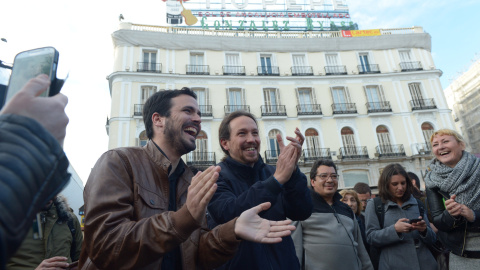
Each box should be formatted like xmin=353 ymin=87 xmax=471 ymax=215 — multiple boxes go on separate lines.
xmin=345 ymin=86 xmax=352 ymax=103
xmin=311 ymin=87 xmax=318 ymax=104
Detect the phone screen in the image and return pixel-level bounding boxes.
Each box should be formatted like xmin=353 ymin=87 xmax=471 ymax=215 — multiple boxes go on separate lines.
xmin=5 ymin=47 xmax=58 ymax=103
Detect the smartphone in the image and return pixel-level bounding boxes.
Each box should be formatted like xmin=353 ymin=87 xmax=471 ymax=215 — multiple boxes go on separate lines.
xmin=4 ymin=47 xmax=59 ymax=104
xmin=409 ymin=218 xmax=422 ymax=224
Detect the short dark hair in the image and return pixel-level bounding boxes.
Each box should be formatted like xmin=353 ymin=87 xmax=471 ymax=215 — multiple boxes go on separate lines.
xmin=142 ymin=88 xmax=196 ymax=139
xmin=378 ymin=163 xmax=413 ymax=203
xmin=353 ymin=182 xmax=372 ymax=195
xmin=218 ymin=111 xmax=258 ymax=156
xmin=309 ymin=159 xmax=337 ymax=180
xmin=407 ymin=172 xmax=421 ymax=189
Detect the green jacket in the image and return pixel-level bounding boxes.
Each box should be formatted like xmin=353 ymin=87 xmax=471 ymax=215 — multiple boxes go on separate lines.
xmin=6 ymin=196 xmax=83 ymax=270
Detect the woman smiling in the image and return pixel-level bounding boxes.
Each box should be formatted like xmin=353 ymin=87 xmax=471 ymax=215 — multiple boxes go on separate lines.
xmin=425 ymin=129 xmax=480 ymax=269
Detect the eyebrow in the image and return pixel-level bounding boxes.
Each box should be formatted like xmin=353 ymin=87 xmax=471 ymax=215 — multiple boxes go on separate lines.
xmin=183 ymin=105 xmax=201 ymax=117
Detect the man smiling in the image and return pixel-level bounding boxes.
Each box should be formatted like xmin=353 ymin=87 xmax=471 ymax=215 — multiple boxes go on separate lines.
xmin=208 ymin=111 xmax=313 ymax=270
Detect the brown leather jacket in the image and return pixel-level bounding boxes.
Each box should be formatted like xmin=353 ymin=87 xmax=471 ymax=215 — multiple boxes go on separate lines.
xmin=79 ymin=141 xmax=240 ymax=269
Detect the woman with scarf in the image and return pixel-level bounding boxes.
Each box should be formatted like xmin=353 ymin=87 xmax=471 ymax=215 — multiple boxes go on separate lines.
xmin=425 ymin=129 xmax=480 ymax=269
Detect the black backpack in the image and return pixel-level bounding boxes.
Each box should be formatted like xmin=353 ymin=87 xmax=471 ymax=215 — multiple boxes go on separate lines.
xmin=369 ymin=197 xmax=425 ymax=270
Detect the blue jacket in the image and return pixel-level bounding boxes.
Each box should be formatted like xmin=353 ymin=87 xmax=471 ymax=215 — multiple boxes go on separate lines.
xmin=208 ymin=156 xmax=313 ymax=270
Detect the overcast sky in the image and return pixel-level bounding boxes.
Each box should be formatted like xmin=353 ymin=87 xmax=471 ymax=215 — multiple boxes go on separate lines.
xmin=1 ymin=0 xmax=479 ymax=185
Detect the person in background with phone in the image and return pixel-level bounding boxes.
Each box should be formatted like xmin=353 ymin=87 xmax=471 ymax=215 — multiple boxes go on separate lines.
xmin=0 ymin=74 xmax=70 ymax=269
xmin=365 ymin=164 xmax=437 ymax=270
xmin=6 ymin=195 xmax=82 ymax=270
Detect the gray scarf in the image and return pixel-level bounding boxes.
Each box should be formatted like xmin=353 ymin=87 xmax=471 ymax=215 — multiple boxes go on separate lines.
xmin=425 ymin=151 xmax=480 ymax=210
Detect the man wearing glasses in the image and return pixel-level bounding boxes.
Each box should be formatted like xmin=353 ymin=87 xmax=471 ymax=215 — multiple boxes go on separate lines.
xmin=292 ymin=159 xmax=373 ymax=270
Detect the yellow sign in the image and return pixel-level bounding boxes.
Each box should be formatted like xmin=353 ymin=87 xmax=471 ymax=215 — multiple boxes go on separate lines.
xmin=342 ymin=29 xmax=381 ymax=37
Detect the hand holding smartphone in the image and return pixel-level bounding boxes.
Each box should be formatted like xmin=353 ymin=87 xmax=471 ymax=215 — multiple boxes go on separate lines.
xmin=409 ymin=218 xmax=422 ymax=224
xmin=3 ymin=47 xmax=59 ymax=105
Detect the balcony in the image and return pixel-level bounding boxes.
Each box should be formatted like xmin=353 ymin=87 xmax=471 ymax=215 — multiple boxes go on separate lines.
xmin=297 ymin=104 xmax=322 ymax=116
xmin=325 ymin=65 xmax=347 ymax=75
xmin=410 ymin=98 xmax=437 ymax=111
xmin=199 ymin=105 xmax=213 ymax=117
xmin=261 ymin=105 xmax=287 ymax=116
xmin=264 ymin=150 xmax=280 ymax=164
xmin=303 ymin=148 xmax=331 ymax=163
xmin=291 ymin=66 xmax=314 ymax=76
xmin=186 ymin=152 xmax=216 ymax=170
xmin=366 ymin=101 xmax=392 ymax=113
xmin=332 ymin=103 xmax=357 ymax=114
xmin=224 ymin=105 xmax=250 ymax=115
xmin=137 ymin=62 xmax=162 ymax=73
xmin=400 ymin=61 xmax=423 ymax=71
xmin=186 ymin=65 xmax=209 ymax=75
xmin=134 ymin=104 xmax=144 ymax=116
xmin=415 ymin=143 xmax=432 ymax=155
xmin=223 ymin=66 xmax=246 ymax=75
xmin=339 ymin=146 xmax=369 ymax=160
xmin=376 ymin=144 xmax=406 ymax=158
xmin=257 ymin=66 xmax=280 ymax=76
xmin=357 ymin=64 xmax=380 ymax=74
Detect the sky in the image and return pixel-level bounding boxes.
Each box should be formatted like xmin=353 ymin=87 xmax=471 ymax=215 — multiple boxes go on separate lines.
xmin=1 ymin=0 xmax=479 ymax=186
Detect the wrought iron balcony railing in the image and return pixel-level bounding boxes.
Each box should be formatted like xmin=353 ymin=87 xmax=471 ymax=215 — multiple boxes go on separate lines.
xmin=400 ymin=61 xmax=423 ymax=71
xmin=257 ymin=66 xmax=280 ymax=76
xmin=134 ymin=104 xmax=144 ymax=116
xmin=357 ymin=64 xmax=380 ymax=74
xmin=224 ymin=105 xmax=250 ymax=115
xmin=137 ymin=62 xmax=162 ymax=73
xmin=410 ymin=98 xmax=437 ymax=110
xmin=199 ymin=105 xmax=213 ymax=117
xmin=325 ymin=65 xmax=347 ymax=75
xmin=332 ymin=103 xmax=357 ymax=114
xmin=303 ymin=148 xmax=331 ymax=163
xmin=376 ymin=144 xmax=406 ymax=158
xmin=415 ymin=143 xmax=432 ymax=155
xmin=366 ymin=101 xmax=392 ymax=113
xmin=339 ymin=146 xmax=369 ymax=159
xmin=186 ymin=65 xmax=210 ymax=75
xmin=223 ymin=66 xmax=246 ymax=75
xmin=186 ymin=152 xmax=216 ymax=168
xmin=261 ymin=105 xmax=287 ymax=116
xmin=297 ymin=104 xmax=322 ymax=115
xmin=291 ymin=66 xmax=314 ymax=76
xmin=265 ymin=150 xmax=280 ymax=164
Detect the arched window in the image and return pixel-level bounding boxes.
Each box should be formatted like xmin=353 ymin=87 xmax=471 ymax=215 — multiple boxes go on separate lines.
xmin=268 ymin=129 xmax=281 ymax=158
xmin=192 ymin=131 xmax=208 ymax=161
xmin=138 ymin=130 xmax=148 ymax=146
xmin=305 ymin=128 xmax=322 ymax=160
xmin=421 ymin=123 xmax=434 ymax=144
xmin=341 ymin=127 xmax=357 ymax=155
xmin=376 ymin=125 xmax=393 ymax=154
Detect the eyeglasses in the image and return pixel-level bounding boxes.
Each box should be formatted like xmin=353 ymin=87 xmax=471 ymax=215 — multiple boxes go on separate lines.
xmin=316 ymin=174 xmax=339 ymax=181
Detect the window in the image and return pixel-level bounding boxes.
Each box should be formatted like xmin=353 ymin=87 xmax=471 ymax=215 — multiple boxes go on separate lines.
xmin=227 ymin=88 xmax=244 ymax=106
xmin=342 ymin=170 xmax=369 ymax=188
xmin=138 ymin=130 xmax=148 ymax=146
xmin=142 ymin=51 xmax=157 ymax=71
xmin=192 ymin=87 xmax=210 ymax=116
xmin=260 ymin=54 xmax=273 ymax=74
xmin=409 ymin=83 xmax=424 ymax=100
xmin=141 ymin=86 xmax=157 ymax=104
xmin=188 ymin=130 xmax=209 ymax=161
xmin=292 ymin=54 xmax=309 ymax=74
xmin=421 ymin=123 xmax=434 ymax=145
xmin=305 ymin=128 xmax=322 ymax=159
xmin=296 ymin=87 xmax=317 ymax=112
xmin=225 ymin=53 xmax=241 ymax=74
xmin=341 ymin=127 xmax=357 ymax=155
xmin=268 ymin=129 xmax=281 ymax=157
xmin=359 ymin=53 xmax=371 ymax=72
xmin=364 ymin=85 xmax=388 ymax=111
xmin=263 ymin=88 xmax=281 ymax=113
xmin=399 ymin=50 xmax=412 ymax=62
xmin=376 ymin=125 xmax=393 ymax=154
xmin=331 ymin=86 xmax=352 ymax=112
xmin=189 ymin=52 xmax=206 ymax=74
xmin=325 ymin=54 xmax=339 ymax=66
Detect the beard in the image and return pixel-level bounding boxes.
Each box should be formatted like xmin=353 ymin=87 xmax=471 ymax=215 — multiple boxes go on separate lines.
xmin=163 ymin=119 xmax=197 ymax=155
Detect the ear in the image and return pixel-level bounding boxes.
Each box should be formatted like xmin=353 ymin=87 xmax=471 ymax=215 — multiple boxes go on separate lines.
xmin=220 ymin=138 xmax=230 ymax=151
xmin=152 ymin=112 xmax=165 ymax=128
xmin=310 ymin=178 xmax=316 ymax=187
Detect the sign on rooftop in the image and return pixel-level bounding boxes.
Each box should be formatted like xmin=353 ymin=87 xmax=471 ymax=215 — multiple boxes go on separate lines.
xmin=163 ymin=0 xmax=357 ymax=31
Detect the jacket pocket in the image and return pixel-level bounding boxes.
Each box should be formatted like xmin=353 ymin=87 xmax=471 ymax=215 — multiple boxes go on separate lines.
xmin=137 ymin=185 xmax=167 ymax=217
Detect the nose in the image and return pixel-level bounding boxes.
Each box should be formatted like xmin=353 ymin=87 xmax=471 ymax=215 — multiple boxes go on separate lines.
xmin=246 ymin=133 xmax=255 ymax=142
xmin=192 ymin=111 xmax=201 ymax=123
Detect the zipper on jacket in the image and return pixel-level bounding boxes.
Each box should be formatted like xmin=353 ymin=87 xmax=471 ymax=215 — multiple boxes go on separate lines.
xmin=461 ymin=222 xmax=467 ymax=256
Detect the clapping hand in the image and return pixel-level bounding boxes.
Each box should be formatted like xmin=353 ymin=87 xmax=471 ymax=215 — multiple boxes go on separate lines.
xmin=234 ymin=202 xmax=296 ymax=243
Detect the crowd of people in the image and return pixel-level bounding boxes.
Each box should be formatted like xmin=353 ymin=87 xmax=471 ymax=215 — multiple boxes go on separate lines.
xmin=1 ymin=76 xmax=480 ymax=270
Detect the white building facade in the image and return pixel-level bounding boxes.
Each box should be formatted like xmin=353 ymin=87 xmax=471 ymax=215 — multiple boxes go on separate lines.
xmin=106 ymin=23 xmax=454 ymax=191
